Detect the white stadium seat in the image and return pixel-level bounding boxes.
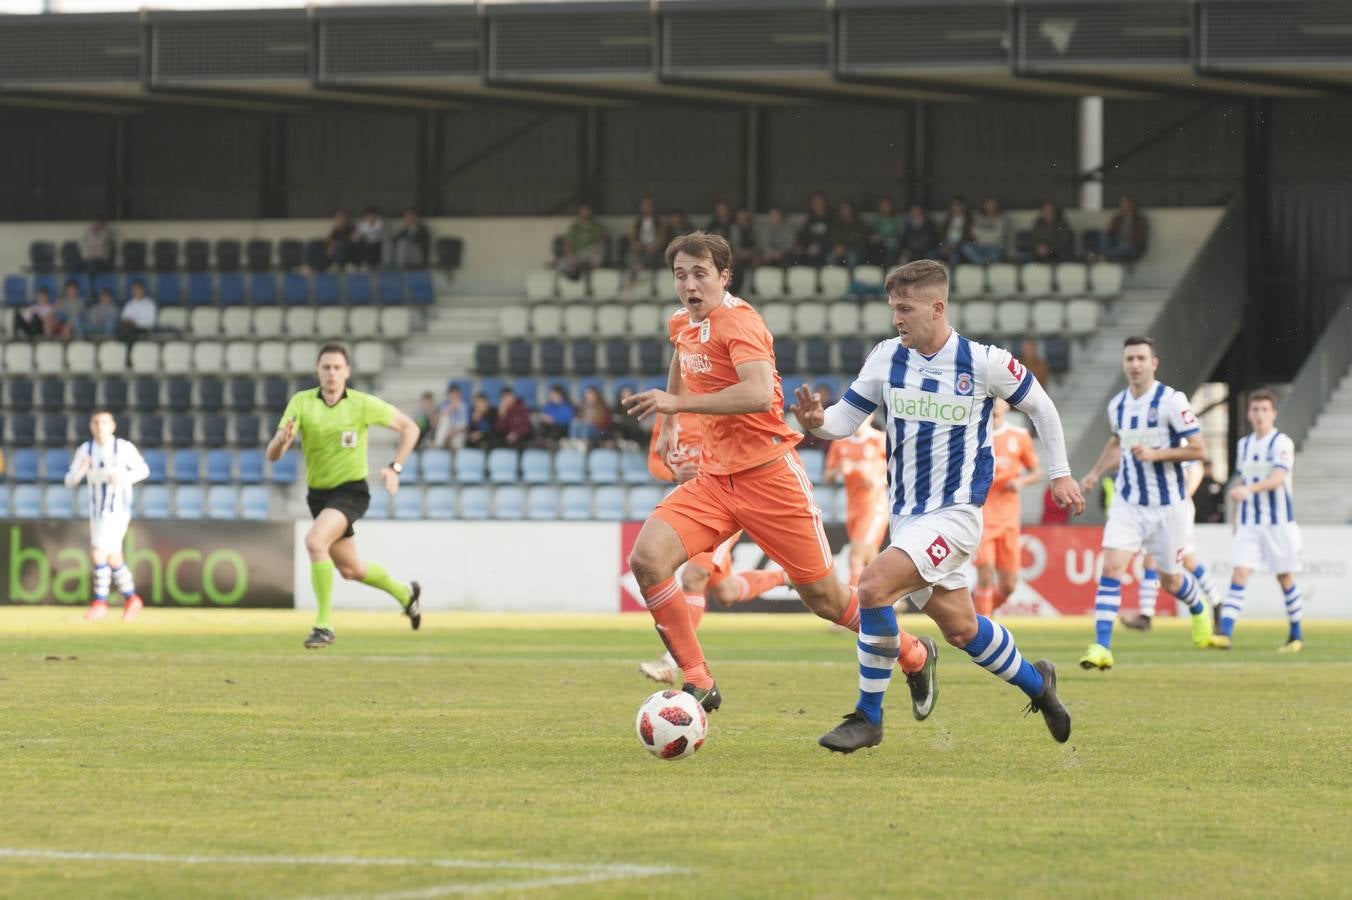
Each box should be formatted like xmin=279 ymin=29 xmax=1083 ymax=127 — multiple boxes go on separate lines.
xmin=862 ymin=298 xmax=893 ymax=337
xmin=252 ymin=307 xmax=283 ymax=337
xmin=786 ymin=266 xmax=817 ymax=298
xmin=828 ymin=302 xmax=860 ymax=334
xmin=595 ymin=303 xmax=627 ymax=337
xmin=819 ymin=266 xmax=850 ymax=297
xmin=285 ymin=307 xmax=316 ymax=337
xmin=66 ymin=341 xmax=96 ymax=373
xmin=525 ymin=269 xmax=555 ymax=301
xmin=221 ymin=307 xmax=252 ymax=337
xmin=963 ymin=300 xmax=996 ymax=334
xmin=531 ymin=305 xmax=562 ymax=335
xmin=316 ymin=307 xmax=347 ymax=338
xmin=6 ymin=342 xmax=34 ymax=372
xmin=499 ymin=305 xmax=530 ymax=338
xmin=353 ymin=340 xmax=384 ymax=374
xmin=1031 ymin=299 xmax=1065 ymax=335
xmin=852 ymin=265 xmax=884 ymax=288
xmin=224 ymin=342 xmax=256 ymax=373
xmin=130 ymin=342 xmax=160 ymax=374
xmin=34 ymin=342 xmax=64 ymax=374
xmin=256 ymin=341 xmax=287 ymax=373
xmin=347 ymin=307 xmax=378 ymax=338
xmin=557 ymin=275 xmax=587 ymax=301
xmin=953 ymin=265 xmax=985 ymax=297
xmin=995 ymin=300 xmax=1030 ymax=335
xmin=96 ymin=341 xmax=123 ymax=372
xmin=1066 ymin=298 xmax=1102 ymax=335
xmin=628 ymin=303 xmax=661 ymax=335
xmin=794 ymin=302 xmax=828 ymax=335
xmin=1090 ymin=262 xmax=1124 ymax=297
xmin=562 ymin=305 xmax=594 ymax=335
xmin=1020 ymin=263 xmax=1053 ymax=296
xmin=189 ymin=307 xmax=221 ymax=336
xmin=1055 ymin=262 xmax=1088 ymax=295
xmin=947 ymin=302 xmax=964 ymax=332
xmin=590 ymin=269 xmax=621 ymax=300
xmin=287 ymin=341 xmax=315 ymax=373
xmin=986 ymin=264 xmax=1019 ymax=298
xmin=192 ymin=341 xmax=224 ymax=371
xmin=158 ymin=307 xmax=189 ymax=333
xmin=760 ymin=302 xmax=793 ymax=334
xmin=380 ymin=307 xmax=411 ymax=338
xmin=752 ymin=267 xmax=785 ymax=299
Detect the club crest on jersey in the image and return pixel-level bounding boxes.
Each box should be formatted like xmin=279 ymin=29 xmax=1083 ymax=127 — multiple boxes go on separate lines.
xmin=699 ymin=319 xmax=711 ymax=343
xmin=340 ymin=430 xmax=357 ymax=448
xmin=956 ymin=373 xmax=974 ymax=396
xmin=1147 ymin=406 xmax=1159 ymax=425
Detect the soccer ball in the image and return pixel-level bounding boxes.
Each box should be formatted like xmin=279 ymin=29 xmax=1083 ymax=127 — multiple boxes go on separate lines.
xmin=635 ymin=690 xmax=707 ymax=760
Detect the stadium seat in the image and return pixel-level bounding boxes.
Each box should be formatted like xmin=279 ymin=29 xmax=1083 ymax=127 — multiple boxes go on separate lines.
xmin=152 ymin=239 xmax=179 ymax=273
xmin=407 ymin=270 xmax=433 ymax=305
xmin=6 ymin=342 xmax=35 ymax=374
xmin=41 ymin=448 xmax=71 ymax=484
xmin=164 ymin=377 xmax=192 ymax=413
xmin=420 ymin=449 xmax=451 ymax=484
xmin=155 ymin=273 xmax=183 ymax=306
xmin=455 ymin=447 xmax=486 ymax=483
xmin=240 ymin=485 xmax=271 ymax=520
xmin=952 ymin=265 xmax=984 ymax=297
xmin=554 ymin=448 xmax=585 ymax=483
xmin=458 ymin=485 xmax=490 ymax=520
xmin=629 ymin=303 xmax=662 ymax=336
xmin=477 ymin=377 xmax=505 ymax=404
xmin=1066 ymin=298 xmax=1101 ymax=335
xmin=595 ymin=302 xmax=627 ymax=338
xmin=602 ymin=339 xmax=630 ymax=376
xmin=570 ymin=339 xmax=597 ymax=376
xmin=187 ymin=272 xmax=214 ymax=306
xmin=492 ymin=485 xmax=526 ymax=520
xmin=627 ymin=485 xmax=664 ymax=519
xmin=233 ymin=414 xmax=262 ymax=448
xmin=6 ymin=377 xmax=35 ymax=412
xmin=236 ymin=449 xmax=265 ymax=484
xmin=174 ymin=486 xmax=205 ymax=519
xmin=3 ymin=274 xmax=28 ymax=306
xmin=215 ymin=239 xmax=242 ymax=273
xmin=1089 ymin=263 xmax=1124 ymax=296
xmin=204 ymin=449 xmax=233 ymax=484
xmin=353 ymin=341 xmax=383 ymax=374
xmin=796 ymin=302 xmax=828 ymax=335
xmin=587 ymin=447 xmax=620 ymax=483
xmin=1055 ymin=262 xmax=1088 ymax=295
xmin=206 ymin=485 xmax=237 ymax=520
xmin=29 ymin=241 xmax=56 ymax=273
xmin=66 ymin=342 xmax=96 ymax=374
xmin=334 ymin=306 xmax=364 ymax=337
xmin=393 ymin=489 xmax=424 ymax=519
xmin=70 ymin=376 xmax=97 ymax=414
xmin=304 ymin=239 xmax=329 ymax=272
xmin=500 ymin=305 xmax=530 ymax=338
xmin=587 ymin=484 xmax=622 ymax=520
xmin=804 ymin=337 xmax=831 ymax=373
xmin=506 ymin=340 xmax=533 ymax=377
xmin=141 ymin=485 xmax=171 ymax=518
xmin=225 ymin=342 xmax=257 ymax=374
xmin=1044 ymin=336 xmax=1072 ymax=374
xmin=40 ymin=414 xmax=70 ymax=448
xmin=256 ymin=307 xmax=286 ymax=336
xmin=12 ymin=485 xmax=43 ymax=518
xmin=526 ymin=485 xmax=560 ymax=520
xmin=820 ymin=266 xmax=850 ymax=297
xmin=167 ymin=415 xmax=195 ymax=449
xmin=251 ymin=273 xmax=278 ymax=305
xmin=194 ymin=342 xmax=225 ymax=373
xmin=1021 ymin=263 xmax=1054 ymax=296
xmin=130 ymin=342 xmax=161 ymax=374
xmin=346 ymin=274 xmax=373 ymax=306
xmin=986 ymin=264 xmax=1019 ymax=298
xmin=861 ymin=299 xmax=893 ymax=337
xmin=34 ymin=342 xmax=64 ymax=375
xmin=38 ymin=376 xmax=65 ymax=412
xmin=636 ymin=339 xmax=664 ymax=376
xmin=136 ymin=414 xmax=164 ymax=448
xmin=270 ymin=451 xmax=298 ymax=485
xmin=197 ymin=414 xmax=224 ymax=449
xmin=161 ymin=340 xmax=193 ymax=374
xmin=59 ymin=241 xmax=82 ymax=272
xmin=283 ymin=273 xmax=309 ymax=306
xmin=10 ymin=414 xmax=37 ymax=449
xmin=256 ymin=341 xmax=287 ymax=373
xmin=963 ymin=301 xmax=996 ymax=335
xmin=752 ymin=266 xmax=785 ymax=299
xmin=171 ymin=449 xmax=201 ymax=482
xmin=365 ymin=494 xmax=391 ymax=520
xmin=562 ymin=306 xmax=594 ymax=336
xmin=380 ymin=306 xmax=411 ymax=338
xmin=10 ymin=447 xmax=40 ymax=482
xmin=100 ymin=376 xmax=129 ymax=413
xmin=43 ymin=485 xmax=76 ymax=518
xmin=277 ymin=239 xmax=303 ymax=271
xmin=188 ymin=306 xmax=220 ymax=336
xmin=761 ymin=303 xmax=793 ymax=334
xmin=538 ymin=339 xmax=565 ymax=377
xmin=1031 ymin=299 xmax=1065 ymax=335
xmin=228 ymin=377 xmax=257 ymax=412
xmin=827 ymin=302 xmax=860 ymax=335
xmin=141 ymin=448 xmax=167 ymax=484
xmin=558 ymin=274 xmax=587 ymax=301
xmin=425 ymin=486 xmax=457 ymax=519
xmin=377 ymin=271 xmax=404 ymax=305
xmin=397 ymin=452 xmax=419 ymax=486
xmin=560 ymin=485 xmax=593 ymax=520
xmin=159 ymin=307 xmax=190 ymax=334
xmin=287 ymin=341 xmax=315 ymax=373
xmin=996 ymin=300 xmax=1031 ymax=335
xmin=525 ymin=270 xmax=556 ymax=301
xmin=245 ymin=239 xmax=272 ymax=273
xmin=591 ymin=269 xmax=621 ymax=301
xmin=798 ymin=448 xmax=826 ymax=484
xmin=786 ymin=266 xmax=817 ymax=298
xmin=314 ymin=274 xmax=341 ymax=306
xmin=517 ymin=448 xmax=550 ymax=484
xmin=487 ymin=448 xmax=519 ymax=483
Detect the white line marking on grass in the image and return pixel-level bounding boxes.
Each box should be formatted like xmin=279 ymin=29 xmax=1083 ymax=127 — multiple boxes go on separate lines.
xmin=0 ymin=849 xmax=681 ymax=898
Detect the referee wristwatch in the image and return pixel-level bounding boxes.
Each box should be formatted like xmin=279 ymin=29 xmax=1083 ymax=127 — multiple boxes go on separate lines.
xmin=388 ymin=461 xmax=403 ymax=474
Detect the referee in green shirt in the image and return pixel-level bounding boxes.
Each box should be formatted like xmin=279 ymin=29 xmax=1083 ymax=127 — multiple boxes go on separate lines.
xmin=267 ymin=342 xmax=423 ymax=648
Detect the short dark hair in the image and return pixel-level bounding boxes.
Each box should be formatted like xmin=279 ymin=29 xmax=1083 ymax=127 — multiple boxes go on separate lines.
xmin=1123 ymin=335 xmax=1156 ymax=356
xmin=665 ymin=231 xmax=732 ymax=273
xmin=317 ymin=341 xmax=349 ymax=364
xmin=1248 ymin=387 xmax=1278 ymax=409
xmin=885 ymin=259 xmax=948 ymax=297
xmin=90 ymin=408 xmax=114 ymax=421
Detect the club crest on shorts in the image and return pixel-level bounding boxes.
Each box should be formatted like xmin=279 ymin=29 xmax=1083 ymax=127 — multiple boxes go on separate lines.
xmin=340 ymin=430 xmax=357 ymax=448
xmin=956 ymin=372 xmax=973 ymax=396
xmin=699 ymin=319 xmax=711 ymax=343
xmin=925 ymin=535 xmax=952 ymax=566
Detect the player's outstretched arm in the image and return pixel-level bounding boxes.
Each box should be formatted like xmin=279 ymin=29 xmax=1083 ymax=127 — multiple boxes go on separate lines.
xmin=628 ymin=360 xmax=775 ymax=418
xmin=790 ymin=383 xmax=869 ymax=440
xmin=1011 ymin=378 xmax=1084 ymax=516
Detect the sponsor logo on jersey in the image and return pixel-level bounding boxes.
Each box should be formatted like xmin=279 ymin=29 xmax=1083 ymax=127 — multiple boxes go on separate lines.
xmin=680 ymin=351 xmax=714 ymax=376
xmin=956 ymin=372 xmax=974 ymax=396
xmin=1118 ymin=427 xmax=1163 ymax=450
xmin=925 ymin=535 xmax=952 ymax=566
xmin=1181 ymin=407 xmax=1197 ymax=425
xmin=888 ymin=387 xmax=976 ymax=425
xmin=1007 ymin=357 xmax=1026 ymax=382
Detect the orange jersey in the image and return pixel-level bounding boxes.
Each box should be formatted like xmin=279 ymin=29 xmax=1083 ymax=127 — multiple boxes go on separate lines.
xmin=668 ymin=295 xmax=799 ymax=476
xmin=647 ymin=413 xmax=705 ymax=482
xmin=983 ymin=424 xmax=1039 ymax=529
xmin=826 ymin=430 xmax=888 ymax=513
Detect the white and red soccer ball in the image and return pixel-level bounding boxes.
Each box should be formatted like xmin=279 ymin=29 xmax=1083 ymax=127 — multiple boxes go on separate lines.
xmin=635 ymin=690 xmax=708 ymax=760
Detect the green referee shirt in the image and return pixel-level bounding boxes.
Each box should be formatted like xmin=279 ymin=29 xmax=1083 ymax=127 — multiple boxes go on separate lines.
xmin=280 ymin=388 xmax=396 ymax=489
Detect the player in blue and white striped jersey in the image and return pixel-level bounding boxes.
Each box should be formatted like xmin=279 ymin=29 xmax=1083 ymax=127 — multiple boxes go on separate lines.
xmin=1217 ymin=388 xmax=1305 ymax=652
xmin=64 ymin=410 xmax=151 ymax=622
xmin=1076 ymin=336 xmax=1214 ymax=669
xmin=794 ymin=260 xmax=1084 ymax=753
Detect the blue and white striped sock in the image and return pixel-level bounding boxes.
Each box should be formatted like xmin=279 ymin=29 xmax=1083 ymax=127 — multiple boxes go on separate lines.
xmin=963 ymin=615 xmax=1044 ymax=699
xmin=1283 ymin=583 xmax=1303 ymax=641
xmin=856 ymin=606 xmax=899 ymax=725
xmin=1138 ymin=568 xmax=1160 ymax=618
xmin=1094 ymin=576 xmax=1122 ymax=648
xmin=1192 ymin=563 xmax=1218 ymax=608
xmin=1176 ymin=571 xmax=1204 ymax=616
xmin=1220 ymin=582 xmax=1244 ymax=638
xmin=93 ymin=563 xmax=111 ymax=601
xmin=113 ymin=565 xmax=136 ymax=598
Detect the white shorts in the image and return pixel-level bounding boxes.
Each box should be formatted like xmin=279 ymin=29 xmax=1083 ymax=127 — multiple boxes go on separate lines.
xmin=1181 ymin=499 xmax=1197 ymax=556
xmin=889 ymin=504 xmax=983 ymax=604
xmin=1102 ymin=501 xmax=1191 ymax=575
xmin=1232 ymin=523 xmax=1303 ymax=574
xmin=89 ymin=513 xmax=131 ymax=555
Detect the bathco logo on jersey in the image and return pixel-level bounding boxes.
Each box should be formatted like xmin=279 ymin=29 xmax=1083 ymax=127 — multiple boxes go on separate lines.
xmin=680 ymin=351 xmax=714 ymax=376
xmin=889 ymin=388 xmax=976 ymax=426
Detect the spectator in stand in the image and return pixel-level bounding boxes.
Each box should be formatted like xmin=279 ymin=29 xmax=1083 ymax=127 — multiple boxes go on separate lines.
xmin=537 ymin=384 xmax=575 ymax=445
xmin=568 ymin=384 xmax=612 ymax=446
xmin=796 ymin=191 xmax=834 ymax=268
xmin=967 ymin=196 xmax=1008 ymax=264
xmin=117 ymin=279 xmax=157 ymax=343
xmin=1030 ymin=200 xmax=1073 ymax=262
xmin=393 ymin=207 xmax=431 ymax=269
xmin=667 ymin=210 xmax=695 ymax=239
xmin=1194 ymin=460 xmax=1225 ymax=523
xmin=326 ymin=208 xmax=354 ymax=271
xmin=610 ymin=385 xmax=649 ymax=447
xmin=1103 ymin=193 xmax=1149 ymax=262
xmin=434 ymin=383 xmax=469 ymax=449
xmin=559 ymin=203 xmax=608 ymax=280
xmin=79 ymin=218 xmax=114 ymax=274
xmin=868 ymin=196 xmax=905 ymax=267
xmin=52 ymin=279 xmax=86 ymax=340
xmin=1020 ymin=338 xmax=1052 ymax=388
xmin=494 ymin=387 xmax=533 ymax=448
xmin=759 ymin=205 xmax=795 ymax=268
xmin=626 ymin=195 xmax=668 ymax=286
xmin=706 ymin=199 xmax=734 ymax=241
xmin=899 ymin=202 xmax=938 ymax=263
xmin=832 ymin=201 xmax=871 ymax=269
xmin=935 ymin=196 xmax=974 ymax=268
xmin=85 ymin=288 xmax=120 ymax=338
xmin=412 ymin=391 xmax=439 ymax=448
xmin=465 ymin=392 xmax=496 ymax=449
xmin=729 ymin=207 xmax=759 ymax=294
xmin=353 ymin=206 xmax=385 ymax=269
xmin=14 ymin=286 xmax=56 ymax=338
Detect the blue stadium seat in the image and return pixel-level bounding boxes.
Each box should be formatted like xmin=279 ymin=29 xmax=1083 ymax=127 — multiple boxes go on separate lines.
xmin=811 ymin=375 xmax=843 ymax=402
xmin=627 ymin=485 xmax=664 ymax=519
xmin=474 ymin=343 xmax=500 ymax=377
xmin=152 ymin=239 xmax=178 ymax=273
xmin=510 ymin=377 xmax=539 ymax=407
xmin=407 ymin=270 xmax=433 ymax=305
xmin=283 ymin=273 xmax=310 ymax=306
xmin=38 ymin=376 xmax=65 ymax=413
xmin=366 ymin=495 xmax=391 ymax=520
xmin=233 ymin=414 xmax=261 ymax=448
xmin=282 ymin=239 xmax=306 ymax=271
xmin=171 ymin=449 xmax=201 ymax=482
xmin=377 ymin=271 xmax=404 ymax=305
xmin=136 ymin=414 xmax=164 ymax=448
xmin=454 ymin=447 xmax=486 ymax=484
xmin=398 ymin=453 xmax=420 ymax=485
xmin=215 ymin=239 xmax=242 ymax=273
xmin=6 ymin=378 xmax=34 ymax=412
xmin=459 ymin=485 xmax=490 ymax=520
xmin=100 ymin=376 xmax=128 ymax=413
xmin=526 ymin=485 xmax=560 ymax=520
xmin=345 ymin=274 xmax=372 ymax=306
xmin=199 ymin=376 xmax=225 ymax=413
xmin=314 ymin=273 xmax=340 ymax=306
xmin=41 ymin=448 xmax=71 ymax=484
xmin=93 ymin=272 xmax=119 ymax=300
xmin=270 ymin=451 xmax=298 ymax=485
xmin=394 ymin=489 xmax=424 ymax=519
xmin=506 ymin=341 xmax=533 ymax=378
xmin=70 ymin=376 xmax=97 ymax=414
xmin=520 ymin=448 xmax=552 ymax=483
xmin=166 ymin=377 xmax=192 ymax=413
xmin=637 ymin=339 xmax=664 ymax=376
xmin=11 ymin=414 xmax=37 ymax=448
xmin=236 ymin=449 xmax=265 ymax=484
xmin=805 ymin=338 xmax=831 ymax=374
xmin=492 ymin=485 xmax=526 ymax=520
xmin=487 ymin=448 xmax=519 ymax=483
xmin=620 ymin=450 xmax=651 ymax=483
xmin=251 ymin=273 xmax=278 ymax=305
xmin=10 ymin=448 xmax=39 ymax=483
xmin=41 ymin=414 xmax=70 ymax=448
xmin=60 ymin=241 xmax=82 ymax=273
xmin=780 ymin=375 xmax=808 ymax=409
xmin=571 ymin=339 xmax=597 ymax=376
xmin=477 ymin=377 xmax=505 ymax=405
xmin=142 ymin=448 xmax=168 ymax=484
xmin=560 ymin=485 xmax=593 ymax=521
xmin=169 ymin=415 xmax=196 ymax=449
xmin=798 ymin=448 xmax=825 ymax=485
xmin=554 ymin=448 xmax=585 ymax=483
xmin=121 ymin=240 xmax=147 ymax=271
xmin=33 ymin=273 xmax=58 ymax=297
xmin=12 ymin=485 xmax=43 ymax=518
xmin=603 ymin=339 xmax=631 ymax=376
xmin=1044 ymin=336 xmax=1071 ymax=374
xmin=0 ymin=487 xmax=8 ymax=516
xmin=240 ymin=486 xmax=270 ymax=520
xmin=4 ymin=274 xmax=27 ymax=306
xmin=420 ymin=449 xmax=451 ymax=484
xmin=539 ymin=339 xmax=565 ymax=377
xmin=219 ymin=273 xmax=246 ymax=306
xmin=205 ymin=449 xmax=234 ymax=484
xmin=43 ymin=485 xmax=75 ymax=518
xmin=187 ymin=273 xmax=214 ymax=306
xmin=140 ymin=485 xmax=171 ymax=518
xmin=304 ymin=239 xmax=328 ymax=272
xmin=246 ymin=239 xmax=272 ymax=272
xmin=30 ymin=241 xmax=56 ymax=273
xmin=133 ymin=377 xmax=160 ymax=412
xmin=593 ymin=485 xmax=626 ymax=520
xmin=587 ymin=447 xmax=620 ymax=483
xmin=261 ymin=377 xmax=288 ymax=413
xmin=155 ymin=273 xmax=183 ymax=307
xmin=174 ymin=485 xmax=205 ymax=519
xmin=425 ymin=486 xmax=457 ymax=519
xmin=206 ymin=485 xmax=237 ymax=520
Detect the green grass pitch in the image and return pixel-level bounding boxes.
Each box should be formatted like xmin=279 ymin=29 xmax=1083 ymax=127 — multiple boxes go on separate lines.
xmin=1 ymin=609 xmax=1349 ymax=898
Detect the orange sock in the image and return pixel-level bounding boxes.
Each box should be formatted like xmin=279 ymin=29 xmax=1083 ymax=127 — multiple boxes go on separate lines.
xmin=643 ymin=577 xmax=712 ymax=689
xmin=734 ymin=568 xmax=788 ymax=602
xmin=898 ymin=631 xmax=927 ymax=674
xmin=684 ymin=592 xmax=705 ymax=629
xmin=992 ymin=589 xmax=1010 ymax=611
xmin=973 ymin=587 xmax=995 ymax=617
xmin=833 ymin=587 xmax=861 ymax=631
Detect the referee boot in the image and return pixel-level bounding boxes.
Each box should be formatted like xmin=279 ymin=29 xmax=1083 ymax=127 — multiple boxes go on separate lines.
xmin=304 ymin=627 xmax=336 ymax=649
xmin=404 ymin=581 xmax=422 ymax=631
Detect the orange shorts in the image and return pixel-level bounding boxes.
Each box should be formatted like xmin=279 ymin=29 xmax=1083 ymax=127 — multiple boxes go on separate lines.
xmin=976 ymin=523 xmax=1021 ymax=572
xmin=846 ymin=503 xmax=889 ymax=552
xmin=687 ymin=530 xmax=741 ymax=588
xmin=654 ymin=451 xmax=834 ymax=585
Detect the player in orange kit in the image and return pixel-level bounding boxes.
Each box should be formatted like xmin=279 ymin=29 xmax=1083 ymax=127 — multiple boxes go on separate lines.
xmin=824 ymin=419 xmax=889 ymax=588
xmin=625 ymin=232 xmax=937 ymax=717
xmin=973 ymin=398 xmax=1042 ymax=616
xmin=637 ymin=411 xmax=789 ymax=684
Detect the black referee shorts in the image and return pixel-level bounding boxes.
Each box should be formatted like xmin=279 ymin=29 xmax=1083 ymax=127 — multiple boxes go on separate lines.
xmin=306 ymin=480 xmax=370 ymax=538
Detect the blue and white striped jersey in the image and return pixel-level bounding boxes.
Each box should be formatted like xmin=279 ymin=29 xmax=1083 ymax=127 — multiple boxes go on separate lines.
xmin=1235 ymin=430 xmax=1296 ymax=525
xmin=1108 ymin=381 xmax=1199 ymax=507
xmin=840 ymin=330 xmax=1034 ymax=515
xmin=68 ymin=437 xmax=150 ymax=520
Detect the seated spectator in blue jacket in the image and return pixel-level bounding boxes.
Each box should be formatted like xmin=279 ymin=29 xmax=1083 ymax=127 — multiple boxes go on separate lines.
xmin=53 ymin=279 xmax=86 ymax=341
xmin=85 ymin=288 xmax=120 ymax=338
xmin=538 ymin=384 xmax=576 ymax=444
xmin=465 ymin=392 xmax=496 ymax=449
xmin=1103 ymin=193 xmax=1149 ymax=262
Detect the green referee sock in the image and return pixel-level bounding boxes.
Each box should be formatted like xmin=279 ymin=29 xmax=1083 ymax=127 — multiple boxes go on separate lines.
xmin=362 ymin=561 xmax=411 ymax=608
xmin=312 ymin=560 xmax=335 ymax=630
